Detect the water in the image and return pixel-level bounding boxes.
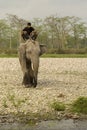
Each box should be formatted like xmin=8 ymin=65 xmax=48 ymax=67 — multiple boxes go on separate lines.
xmin=0 ymin=119 xmax=87 ymax=130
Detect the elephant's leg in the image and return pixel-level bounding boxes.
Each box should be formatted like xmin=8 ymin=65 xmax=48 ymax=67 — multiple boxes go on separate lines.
xmin=31 ymin=58 xmax=39 ymax=87
xmin=28 ymin=70 xmax=33 ymax=86
xmin=33 ymin=75 xmax=37 ymax=88
xmin=22 ymin=72 xmax=33 ymax=87
xmin=30 ymin=76 xmax=33 ymax=85
xmin=22 ymin=58 xmax=33 ymax=87
xmin=22 ymin=72 xmax=29 ymax=85
xmin=28 ymin=68 xmax=34 ymax=86
xmin=32 ymin=58 xmax=39 ymax=87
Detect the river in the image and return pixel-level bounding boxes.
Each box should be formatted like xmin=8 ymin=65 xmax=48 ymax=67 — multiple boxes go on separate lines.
xmin=0 ymin=119 xmax=87 ymax=130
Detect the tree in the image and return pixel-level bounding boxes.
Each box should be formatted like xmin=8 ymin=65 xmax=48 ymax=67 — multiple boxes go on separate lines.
xmin=67 ymin=16 xmax=87 ymax=49
xmin=44 ymin=15 xmax=70 ymax=50
xmin=7 ymin=14 xmax=27 ymax=43
xmin=0 ymin=19 xmax=11 ymax=48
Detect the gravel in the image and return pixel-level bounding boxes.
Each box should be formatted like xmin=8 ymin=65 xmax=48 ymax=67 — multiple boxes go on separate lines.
xmin=0 ymin=58 xmax=87 ymax=115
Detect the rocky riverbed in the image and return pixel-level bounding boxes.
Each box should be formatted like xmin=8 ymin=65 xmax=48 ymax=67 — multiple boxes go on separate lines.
xmin=0 ymin=58 xmax=87 ymax=122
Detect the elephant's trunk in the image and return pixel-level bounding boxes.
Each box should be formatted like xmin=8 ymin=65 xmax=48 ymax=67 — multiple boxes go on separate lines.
xmin=31 ymin=56 xmax=39 ymax=87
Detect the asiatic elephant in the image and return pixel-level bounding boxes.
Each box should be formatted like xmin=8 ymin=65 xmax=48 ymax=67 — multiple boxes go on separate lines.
xmin=18 ymin=39 xmax=46 ymax=88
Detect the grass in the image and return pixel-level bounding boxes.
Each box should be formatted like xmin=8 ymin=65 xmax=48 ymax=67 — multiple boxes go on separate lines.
xmin=2 ymin=93 xmax=26 ymax=111
xmin=51 ymin=101 xmax=66 ymax=111
xmin=0 ymin=54 xmax=18 ymax=58
xmin=71 ymin=97 xmax=87 ymax=114
xmin=3 ymin=99 xmax=8 ymax=108
xmin=0 ymin=53 xmax=87 ymax=58
xmin=2 ymin=97 xmax=87 ymax=123
xmin=41 ymin=54 xmax=87 ymax=58
xmin=8 ymin=95 xmax=25 ymax=108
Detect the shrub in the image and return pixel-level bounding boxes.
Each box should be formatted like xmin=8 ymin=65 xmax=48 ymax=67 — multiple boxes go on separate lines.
xmin=51 ymin=101 xmax=66 ymax=111
xmin=0 ymin=48 xmax=18 ymax=55
xmin=71 ymin=97 xmax=87 ymax=114
xmin=47 ymin=48 xmax=87 ymax=54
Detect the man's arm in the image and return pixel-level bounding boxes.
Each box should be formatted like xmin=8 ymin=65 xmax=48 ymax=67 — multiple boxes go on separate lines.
xmin=22 ymin=27 xmax=27 ymax=34
xmin=31 ymin=27 xmax=35 ymax=31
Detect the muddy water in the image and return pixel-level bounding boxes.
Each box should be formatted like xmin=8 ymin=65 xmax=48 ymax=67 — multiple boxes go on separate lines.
xmin=0 ymin=119 xmax=87 ymax=130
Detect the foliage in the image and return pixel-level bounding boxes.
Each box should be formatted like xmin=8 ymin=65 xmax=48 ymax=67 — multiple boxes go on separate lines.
xmin=71 ymin=97 xmax=87 ymax=114
xmin=41 ymin=54 xmax=87 ymax=58
xmin=51 ymin=101 xmax=66 ymax=111
xmin=0 ymin=14 xmax=87 ymax=54
xmin=3 ymin=99 xmax=8 ymax=108
xmin=2 ymin=93 xmax=26 ymax=114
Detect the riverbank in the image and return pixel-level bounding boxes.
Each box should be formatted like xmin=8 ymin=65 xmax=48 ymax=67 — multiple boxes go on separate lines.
xmin=0 ymin=58 xmax=87 ymax=123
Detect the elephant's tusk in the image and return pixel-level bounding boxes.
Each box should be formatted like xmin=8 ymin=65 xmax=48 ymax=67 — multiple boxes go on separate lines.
xmin=31 ymin=62 xmax=34 ymax=71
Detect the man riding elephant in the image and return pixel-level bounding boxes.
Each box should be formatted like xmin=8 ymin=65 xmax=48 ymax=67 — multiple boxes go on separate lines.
xmin=21 ymin=22 xmax=38 ymax=41
xmin=19 ymin=22 xmax=46 ymax=88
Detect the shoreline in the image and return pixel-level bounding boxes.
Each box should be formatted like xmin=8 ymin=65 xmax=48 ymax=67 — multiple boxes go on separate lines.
xmin=0 ymin=111 xmax=87 ymax=124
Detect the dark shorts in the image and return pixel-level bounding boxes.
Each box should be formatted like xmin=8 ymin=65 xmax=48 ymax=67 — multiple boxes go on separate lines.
xmin=22 ymin=31 xmax=38 ymax=41
xmin=22 ymin=33 xmax=29 ymax=40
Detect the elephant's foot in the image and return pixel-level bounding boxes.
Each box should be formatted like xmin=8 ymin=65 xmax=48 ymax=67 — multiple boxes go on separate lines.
xmin=25 ymin=84 xmax=32 ymax=88
xmin=22 ymin=82 xmax=37 ymax=88
xmin=22 ymin=72 xmax=30 ymax=86
xmin=24 ymin=83 xmax=37 ymax=88
xmin=22 ymin=80 xmax=32 ymax=88
xmin=22 ymin=74 xmax=37 ymax=88
xmin=22 ymin=80 xmax=35 ymax=88
xmin=33 ymin=82 xmax=37 ymax=88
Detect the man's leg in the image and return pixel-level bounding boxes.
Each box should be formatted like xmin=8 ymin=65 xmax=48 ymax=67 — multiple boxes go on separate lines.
xmin=22 ymin=33 xmax=29 ymax=40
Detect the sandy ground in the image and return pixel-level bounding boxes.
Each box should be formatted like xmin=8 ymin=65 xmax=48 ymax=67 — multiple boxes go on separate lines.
xmin=0 ymin=58 xmax=87 ymax=115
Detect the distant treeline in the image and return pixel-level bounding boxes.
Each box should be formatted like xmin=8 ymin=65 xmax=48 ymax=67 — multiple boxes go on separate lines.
xmin=0 ymin=14 xmax=87 ymax=54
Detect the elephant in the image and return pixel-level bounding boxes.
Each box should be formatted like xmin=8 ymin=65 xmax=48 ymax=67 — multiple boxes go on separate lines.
xmin=18 ymin=39 xmax=46 ymax=88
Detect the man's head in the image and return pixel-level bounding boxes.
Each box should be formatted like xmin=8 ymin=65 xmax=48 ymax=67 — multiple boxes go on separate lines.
xmin=27 ymin=22 xmax=31 ymax=26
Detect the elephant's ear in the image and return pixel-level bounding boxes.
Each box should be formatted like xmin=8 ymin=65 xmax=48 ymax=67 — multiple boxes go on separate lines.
xmin=18 ymin=43 xmax=27 ymax=73
xmin=18 ymin=43 xmax=26 ymax=61
xmin=39 ymin=44 xmax=47 ymax=56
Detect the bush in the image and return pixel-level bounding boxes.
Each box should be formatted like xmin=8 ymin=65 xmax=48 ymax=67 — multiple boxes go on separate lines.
xmin=47 ymin=48 xmax=87 ymax=54
xmin=71 ymin=97 xmax=87 ymax=114
xmin=0 ymin=48 xmax=18 ymax=55
xmin=51 ymin=101 xmax=66 ymax=111
xmin=4 ymin=49 xmax=18 ymax=55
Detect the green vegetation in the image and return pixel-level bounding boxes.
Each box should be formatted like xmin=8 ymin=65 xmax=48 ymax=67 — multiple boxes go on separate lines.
xmin=2 ymin=97 xmax=87 ymax=122
xmin=8 ymin=94 xmax=25 ymax=108
xmin=0 ymin=54 xmax=17 ymax=58
xmin=1 ymin=53 xmax=87 ymax=58
xmin=3 ymin=99 xmax=8 ymax=108
xmin=51 ymin=101 xmax=66 ymax=111
xmin=0 ymin=14 xmax=87 ymax=55
xmin=41 ymin=54 xmax=87 ymax=58
xmin=71 ymin=97 xmax=87 ymax=114
xmin=3 ymin=93 xmax=26 ymax=112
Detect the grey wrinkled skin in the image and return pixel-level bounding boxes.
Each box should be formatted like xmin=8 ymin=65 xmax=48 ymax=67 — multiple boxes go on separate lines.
xmin=18 ymin=39 xmax=46 ymax=88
